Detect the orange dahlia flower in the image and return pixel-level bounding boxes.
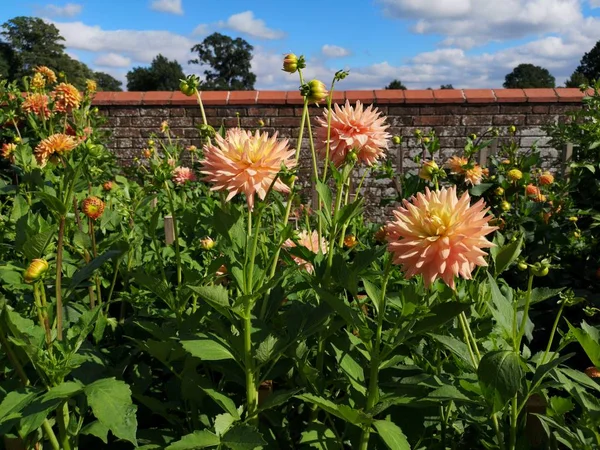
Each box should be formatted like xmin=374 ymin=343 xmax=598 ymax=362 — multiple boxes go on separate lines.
xmin=52 ymin=83 xmax=82 ymax=113
xmin=172 ymin=166 xmax=196 ymax=185
xmin=446 ymin=156 xmax=468 ymax=174
xmin=35 ymin=66 xmax=57 ymax=84
xmin=284 ymin=230 xmax=328 ymax=273
xmin=464 ymin=164 xmax=484 ymax=186
xmin=385 ymin=186 xmax=497 ymax=289
xmin=34 ymin=133 xmax=79 ymax=166
xmin=22 ymin=93 xmax=52 ymax=119
xmin=82 ymin=197 xmax=105 ymax=221
xmin=316 ymin=100 xmax=390 ymax=167
xmin=539 ymin=172 xmax=554 ymax=186
xmin=1 ymin=143 xmax=16 ymax=162
xmin=201 ymin=128 xmax=296 ymax=210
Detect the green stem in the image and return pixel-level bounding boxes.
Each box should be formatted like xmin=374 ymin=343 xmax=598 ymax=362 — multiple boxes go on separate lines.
xmin=56 ymin=216 xmax=65 ymax=341
xmin=34 ymin=283 xmax=52 ymax=346
xmin=358 ymin=259 xmax=392 ymax=450
xmin=42 ymin=419 xmax=61 ymax=450
xmin=324 ymin=177 xmax=346 ymax=281
xmin=540 ymin=300 xmax=566 ymax=365
xmin=89 ymin=220 xmax=103 ymax=308
xmin=462 ymin=311 xmax=481 ymax=361
xmin=492 ymin=414 xmax=506 ymax=450
xmin=516 ymin=272 xmax=535 ymax=353
xmin=509 ymin=396 xmax=518 ymax=450
xmin=321 ymin=81 xmax=336 ymax=182
xmin=164 ymin=181 xmax=182 ymax=286
xmin=458 ymin=312 xmax=478 ymax=367
xmin=105 ymin=258 xmax=121 ymax=314
xmin=57 ymin=401 xmax=72 ymax=450
xmin=243 ymin=304 xmax=258 ymax=425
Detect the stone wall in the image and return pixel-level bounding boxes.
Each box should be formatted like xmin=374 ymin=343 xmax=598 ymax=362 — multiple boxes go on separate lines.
xmin=93 ymin=88 xmax=586 ymax=217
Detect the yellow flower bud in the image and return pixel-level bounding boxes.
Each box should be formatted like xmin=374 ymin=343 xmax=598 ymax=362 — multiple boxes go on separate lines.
xmin=418 ymin=160 xmax=439 ymax=182
xmin=501 ymin=201 xmax=511 ymax=211
xmin=494 ymin=187 xmax=504 ymax=196
xmin=200 ymin=237 xmax=215 ymax=250
xmin=24 ymin=259 xmax=49 ymax=283
xmin=392 ymin=136 xmax=401 ymax=145
xmin=507 ymin=169 xmax=523 ymax=181
xmin=282 ymin=53 xmax=299 ymax=74
xmin=569 ymin=216 xmax=578 ymax=222
xmin=306 ymin=79 xmax=328 ymax=104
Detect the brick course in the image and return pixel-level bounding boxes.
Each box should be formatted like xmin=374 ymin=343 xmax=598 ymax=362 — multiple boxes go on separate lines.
xmin=95 ymin=89 xmax=585 ymax=218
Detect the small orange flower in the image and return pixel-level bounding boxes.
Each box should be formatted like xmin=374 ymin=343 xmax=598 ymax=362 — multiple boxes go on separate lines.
xmin=35 ymin=66 xmax=57 ymax=84
xmin=1 ymin=143 xmax=17 ymax=162
xmin=22 ymin=93 xmax=52 ymax=119
xmin=464 ymin=164 xmax=483 ymax=186
xmin=103 ymin=181 xmax=113 ymax=191
xmin=52 ymin=83 xmax=82 ymax=113
xmin=525 ymin=184 xmax=540 ymax=197
xmin=35 ymin=133 xmax=79 ymax=166
xmin=539 ymin=172 xmax=554 ymax=186
xmin=187 ymin=145 xmax=198 ymax=152
xmin=81 ymin=196 xmax=105 ymax=221
xmin=200 ymin=237 xmax=215 ymax=250
xmin=482 ymin=168 xmax=490 ymax=177
xmin=344 ymin=235 xmax=358 ymax=248
xmin=172 ymin=166 xmax=196 ymax=185
xmin=374 ymin=226 xmax=388 ymax=243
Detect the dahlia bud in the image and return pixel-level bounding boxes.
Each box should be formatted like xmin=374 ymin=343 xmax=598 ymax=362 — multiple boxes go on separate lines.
xmin=305 ymin=79 xmax=328 ymax=104
xmin=585 ymin=367 xmax=600 ymax=378
xmin=495 ymin=187 xmax=504 ymax=196
xmin=469 ymin=133 xmax=477 ymax=141
xmin=525 ymin=184 xmax=541 ymax=198
xmin=14 ymin=136 xmax=21 ymax=143
xmin=92 ymin=107 xmax=99 ymax=114
xmin=392 ymin=136 xmax=401 ymax=145
xmin=569 ymin=216 xmax=578 ymax=222
xmin=374 ymin=226 xmax=388 ymax=243
xmin=86 ymin=79 xmax=97 ymax=94
xmin=501 ymin=201 xmax=511 ymax=211
xmin=532 ymin=263 xmax=549 ymax=277
xmin=198 ymin=124 xmax=216 ymax=140
xmin=179 ymin=75 xmax=200 ymax=96
xmin=414 ymin=129 xmax=422 ymax=136
xmin=24 ymin=259 xmax=49 ymax=283
xmin=501 ymin=159 xmax=511 ymax=165
xmin=142 ymin=148 xmax=152 ymax=159
xmin=346 ymin=150 xmax=359 ymax=164
xmin=282 ymin=53 xmax=299 ymax=73
xmin=574 ymin=231 xmax=581 ymax=239
xmin=517 ymin=261 xmax=528 ymax=271
xmin=539 ymin=172 xmax=554 ymax=186
xmin=82 ymin=196 xmax=105 ymax=221
xmin=344 ymin=235 xmax=358 ymax=248
xmin=258 ymin=119 xmax=265 ymax=127
xmin=418 ymin=160 xmax=439 ymax=182
xmin=507 ymin=169 xmax=523 ymax=181
xmin=161 ymin=121 xmax=169 ymax=134
xmin=147 ymin=139 xmax=155 ymax=147
xmin=187 ymin=145 xmax=198 ymax=152
xmin=103 ymin=181 xmax=113 ymax=191
xmin=422 ymin=137 xmax=431 ymax=144
xmin=200 ymin=237 xmax=215 ymax=250
xmin=509 ymin=125 xmax=517 ymax=134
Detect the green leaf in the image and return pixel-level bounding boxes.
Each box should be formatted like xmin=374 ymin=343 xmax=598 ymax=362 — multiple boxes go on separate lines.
xmin=487 ymin=273 xmax=514 ymax=336
xmin=166 ymin=430 xmax=220 ymax=449
xmin=362 ymin=278 xmax=383 ymax=315
xmin=493 ymin=235 xmax=523 ymax=276
xmin=80 ymin=421 xmax=110 ymax=444
xmin=427 ymin=385 xmax=474 ymax=403
xmin=331 ymin=343 xmax=366 ymax=395
xmin=188 ymin=285 xmax=231 ymax=318
xmin=180 ymin=333 xmax=235 ymax=361
xmin=35 ymin=192 xmax=67 ymax=216
xmin=527 ymin=287 xmax=564 ymax=307
xmin=214 ymin=413 xmax=237 ymax=437
xmin=0 ymin=387 xmax=39 ymax=434
xmin=68 ymin=249 xmax=122 ymax=294
xmin=21 ymin=229 xmax=54 ymax=260
xmin=531 ymin=354 xmax=573 ymax=391
xmin=373 ymin=420 xmax=411 ymax=450
xmin=412 ymin=301 xmax=471 ymax=335
xmin=84 ymin=377 xmax=138 ymax=445
xmin=299 ymin=422 xmax=340 ymax=449
xmin=221 ymin=424 xmax=267 ymax=450
xmin=430 ymin=334 xmax=475 ymax=370
xmin=315 ymin=180 xmax=332 ymax=214
xmin=10 ymin=195 xmax=29 ymax=222
xmin=257 ymin=388 xmax=301 ymax=412
xmin=297 ymin=393 xmax=371 ymax=426
xmin=568 ymin=321 xmax=600 ymax=367
xmin=469 ymin=183 xmax=493 ymax=196
xmin=478 ymin=350 xmax=523 ymax=413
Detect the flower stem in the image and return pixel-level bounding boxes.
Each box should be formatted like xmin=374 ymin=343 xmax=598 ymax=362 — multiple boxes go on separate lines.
xmin=164 ymin=181 xmax=182 ymax=286
xmin=516 ymin=272 xmax=535 ymax=352
xmin=540 ymin=300 xmax=566 ymax=365
xmin=243 ymin=303 xmax=258 ymax=425
xmin=56 ymin=216 xmax=65 ymax=341
xmin=57 ymin=401 xmax=72 ymax=450
xmin=358 ymin=260 xmax=392 ymax=450
xmin=42 ymin=419 xmax=61 ymax=450
xmin=89 ymin=220 xmax=103 ymax=308
xmin=321 ymin=81 xmax=336 ymax=182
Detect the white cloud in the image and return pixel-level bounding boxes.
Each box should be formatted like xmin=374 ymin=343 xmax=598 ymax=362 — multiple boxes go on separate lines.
xmin=218 ymin=11 xmax=285 ymax=40
xmin=322 ymin=45 xmax=351 ymax=58
xmin=51 ymin=20 xmax=195 ymax=64
xmin=94 ymin=53 xmax=132 ymax=67
xmin=36 ymin=3 xmax=82 ymax=18
xmin=193 ymin=24 xmax=210 ymax=36
xmin=150 ymin=0 xmax=183 ymax=15
xmin=590 ymin=0 xmax=600 ymax=7
xmin=379 ymin=0 xmax=584 ymax=48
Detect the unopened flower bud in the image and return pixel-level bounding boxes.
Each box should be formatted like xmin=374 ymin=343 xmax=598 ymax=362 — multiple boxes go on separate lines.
xmin=509 ymin=125 xmax=517 ymax=134
xmin=24 ymin=259 xmax=49 ymax=283
xmin=418 ymin=160 xmax=439 ymax=182
xmin=532 ymin=263 xmax=549 ymax=277
xmin=517 ymin=261 xmax=528 ymax=271
xmin=501 ymin=159 xmax=511 ymax=165
xmin=305 ymin=79 xmax=328 ymax=104
xmin=495 ymin=187 xmax=504 ymax=196
xmin=569 ymin=216 xmax=578 ymax=222
xmin=103 ymin=181 xmax=113 ymax=191
xmin=422 ymin=137 xmax=431 ymax=144
xmin=14 ymin=136 xmax=21 ymax=143
xmin=187 ymin=145 xmax=198 ymax=152
xmin=82 ymin=196 xmax=105 ymax=221
xmin=258 ymin=119 xmax=265 ymax=127
xmin=507 ymin=169 xmax=523 ymax=181
xmin=469 ymin=133 xmax=477 ymax=141
xmin=501 ymin=201 xmax=511 ymax=211
xmin=200 ymin=237 xmax=215 ymax=250
xmin=539 ymin=172 xmax=554 ymax=186
xmin=346 ymin=150 xmax=358 ymax=164
xmin=147 ymin=139 xmax=155 ymax=147
xmin=282 ymin=53 xmax=299 ymax=73
xmin=585 ymin=366 xmax=600 ymax=378
xmin=392 ymin=136 xmax=401 ymax=145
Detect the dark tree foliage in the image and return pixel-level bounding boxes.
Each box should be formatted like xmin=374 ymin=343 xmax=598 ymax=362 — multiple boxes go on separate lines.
xmin=94 ymin=71 xmax=123 ymax=91
xmin=0 ymin=42 xmax=17 ymax=80
xmin=440 ymin=84 xmax=454 ymax=89
xmin=503 ymin=63 xmax=556 ymax=89
xmin=189 ymin=32 xmax=256 ymax=91
xmin=573 ymin=41 xmax=600 ymax=84
xmin=385 ymin=79 xmax=407 ymax=90
xmin=565 ymin=71 xmax=589 ymax=88
xmin=126 ymin=54 xmax=185 ymax=91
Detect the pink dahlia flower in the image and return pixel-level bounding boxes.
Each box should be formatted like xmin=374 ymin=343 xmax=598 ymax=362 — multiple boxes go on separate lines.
xmin=172 ymin=166 xmax=196 ymax=185
xmin=201 ymin=128 xmax=296 ymax=210
xmin=385 ymin=186 xmax=497 ymax=289
xmin=316 ymin=100 xmax=390 ymax=167
xmin=284 ymin=230 xmax=328 ymax=273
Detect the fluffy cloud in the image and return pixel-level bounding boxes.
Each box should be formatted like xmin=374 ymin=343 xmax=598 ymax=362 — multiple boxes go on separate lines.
xmin=193 ymin=24 xmax=210 ymax=36
xmin=218 ymin=11 xmax=285 ymax=40
xmin=322 ymin=45 xmax=351 ymax=58
xmin=379 ymin=0 xmax=583 ymax=48
xmin=36 ymin=3 xmax=82 ymax=18
xmin=94 ymin=53 xmax=132 ymax=68
xmin=150 ymin=0 xmax=183 ymax=15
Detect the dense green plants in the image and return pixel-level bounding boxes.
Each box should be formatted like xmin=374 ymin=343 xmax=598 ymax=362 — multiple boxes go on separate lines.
xmin=0 ymin=59 xmax=598 ymax=450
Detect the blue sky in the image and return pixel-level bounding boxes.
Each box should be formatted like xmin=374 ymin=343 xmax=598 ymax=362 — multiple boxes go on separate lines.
xmin=2 ymin=0 xmax=600 ymax=90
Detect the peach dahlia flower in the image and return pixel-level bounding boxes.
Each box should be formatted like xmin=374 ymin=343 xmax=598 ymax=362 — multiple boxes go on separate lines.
xmin=385 ymin=186 xmax=497 ymax=289
xmin=52 ymin=83 xmax=82 ymax=113
xmin=201 ymin=128 xmax=296 ymax=210
xmin=446 ymin=156 xmax=468 ymax=175
xmin=35 ymin=66 xmax=57 ymax=84
xmin=35 ymin=133 xmax=79 ymax=166
xmin=172 ymin=166 xmax=196 ymax=185
xmin=284 ymin=230 xmax=328 ymax=273
xmin=22 ymin=93 xmax=52 ymax=119
xmin=316 ymin=100 xmax=390 ymax=167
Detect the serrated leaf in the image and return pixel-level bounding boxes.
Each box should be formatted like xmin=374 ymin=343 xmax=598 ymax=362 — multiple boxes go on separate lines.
xmin=21 ymin=229 xmax=54 ymax=260
xmin=568 ymin=320 xmax=600 ymax=367
xmin=36 ymin=192 xmax=67 ymax=216
xmin=166 ymin=430 xmax=220 ymax=449
xmin=80 ymin=420 xmax=109 ymax=444
xmin=258 ymin=388 xmax=301 ymax=412
xmin=493 ymin=235 xmax=523 ymax=276
xmin=221 ymin=424 xmax=267 ymax=450
xmin=430 ymin=334 xmax=475 ymax=370
xmin=214 ymin=413 xmax=237 ymax=437
xmin=373 ymin=420 xmax=411 ymax=450
xmin=299 ymin=422 xmax=340 ymax=449
xmin=487 ymin=273 xmax=514 ymax=336
xmin=84 ymin=377 xmax=137 ymax=445
xmin=412 ymin=301 xmax=470 ymax=335
xmin=188 ymin=284 xmax=231 ymax=318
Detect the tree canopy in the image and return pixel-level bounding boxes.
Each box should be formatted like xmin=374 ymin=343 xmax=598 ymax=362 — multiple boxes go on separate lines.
xmin=440 ymin=84 xmax=454 ymax=89
xmin=385 ymin=79 xmax=407 ymax=90
xmin=503 ymin=64 xmax=556 ymax=89
xmin=567 ymin=40 xmax=600 ymax=86
xmin=126 ymin=54 xmax=185 ymax=91
xmin=189 ymin=32 xmax=256 ymax=91
xmin=94 ymin=72 xmax=123 ymax=91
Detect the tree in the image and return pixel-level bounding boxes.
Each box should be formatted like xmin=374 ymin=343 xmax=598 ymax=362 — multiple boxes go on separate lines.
xmin=126 ymin=54 xmax=185 ymax=91
xmin=94 ymin=71 xmax=123 ymax=91
xmin=573 ymin=40 xmax=600 ymax=83
xmin=1 ymin=16 xmax=65 ymax=80
xmin=0 ymin=42 xmax=17 ymax=80
xmin=565 ymin=71 xmax=589 ymax=88
xmin=440 ymin=84 xmax=454 ymax=89
xmin=385 ymin=79 xmax=406 ymax=90
xmin=189 ymin=32 xmax=256 ymax=90
xmin=54 ymin=55 xmax=96 ymax=89
xmin=503 ymin=64 xmax=555 ymax=89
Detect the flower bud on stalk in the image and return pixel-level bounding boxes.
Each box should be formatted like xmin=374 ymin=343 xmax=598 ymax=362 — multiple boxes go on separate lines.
xmin=82 ymin=196 xmax=105 ymax=221
xmin=282 ymin=53 xmax=299 ymax=73
xmin=303 ymin=79 xmax=328 ymax=104
xmin=24 ymin=259 xmax=49 ymax=283
xmin=418 ymin=160 xmax=439 ymax=182
xmin=200 ymin=237 xmax=215 ymax=250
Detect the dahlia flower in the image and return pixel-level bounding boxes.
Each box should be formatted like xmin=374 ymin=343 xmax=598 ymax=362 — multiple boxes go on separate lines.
xmin=316 ymin=100 xmax=390 ymax=167
xmin=22 ymin=93 xmax=52 ymax=119
xmin=35 ymin=66 xmax=57 ymax=84
xmin=284 ymin=230 xmax=328 ymax=273
xmin=52 ymin=83 xmax=82 ymax=113
xmin=24 ymin=259 xmax=49 ymax=283
xmin=35 ymin=133 xmax=79 ymax=166
xmin=539 ymin=172 xmax=554 ymax=186
xmin=201 ymin=128 xmax=296 ymax=210
xmin=82 ymin=197 xmax=105 ymax=220
xmin=507 ymin=169 xmax=523 ymax=181
xmin=464 ymin=164 xmax=483 ymax=186
xmin=385 ymin=186 xmax=497 ymax=289
xmin=86 ymin=79 xmax=97 ymax=94
xmin=446 ymin=156 xmax=468 ymax=175
xmin=1 ymin=143 xmax=16 ymax=162
xmin=31 ymin=73 xmax=46 ymax=90
xmin=172 ymin=166 xmax=196 ymax=185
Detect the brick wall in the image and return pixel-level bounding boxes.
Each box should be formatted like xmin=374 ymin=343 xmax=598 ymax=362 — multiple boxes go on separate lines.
xmin=94 ymin=88 xmax=586 ymax=217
